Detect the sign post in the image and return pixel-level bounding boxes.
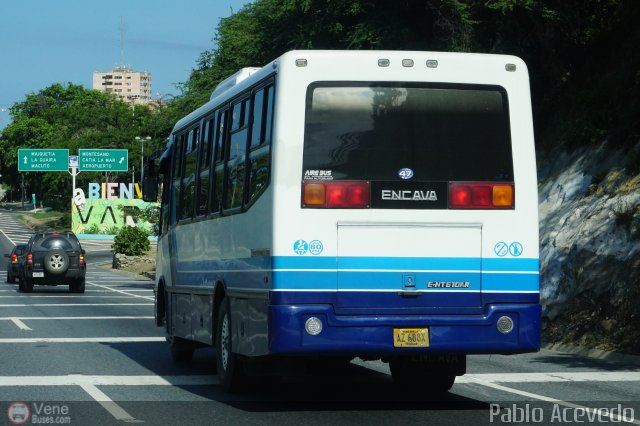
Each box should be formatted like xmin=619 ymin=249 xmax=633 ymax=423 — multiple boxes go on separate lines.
xmin=68 ymin=155 xmax=80 ymax=201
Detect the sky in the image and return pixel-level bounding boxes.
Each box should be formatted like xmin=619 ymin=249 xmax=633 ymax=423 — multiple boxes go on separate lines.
xmin=0 ymin=0 xmax=253 ymax=130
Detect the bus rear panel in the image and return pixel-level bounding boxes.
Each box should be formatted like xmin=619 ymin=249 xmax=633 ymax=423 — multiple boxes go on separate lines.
xmin=267 ymin=51 xmax=539 ymax=356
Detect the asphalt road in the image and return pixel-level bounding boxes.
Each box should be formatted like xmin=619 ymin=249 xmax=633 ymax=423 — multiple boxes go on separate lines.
xmin=1 ymin=210 xmax=639 ymax=425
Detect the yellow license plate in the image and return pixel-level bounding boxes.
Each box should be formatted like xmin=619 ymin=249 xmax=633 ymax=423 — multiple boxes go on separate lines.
xmin=393 ymin=328 xmax=430 ymax=347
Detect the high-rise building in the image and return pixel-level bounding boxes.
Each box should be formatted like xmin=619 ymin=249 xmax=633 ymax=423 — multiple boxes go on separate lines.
xmin=92 ymin=66 xmax=152 ymax=105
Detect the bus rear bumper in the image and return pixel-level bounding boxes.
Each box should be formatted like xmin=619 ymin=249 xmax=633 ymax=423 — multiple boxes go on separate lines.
xmin=268 ymin=303 xmax=540 ymax=355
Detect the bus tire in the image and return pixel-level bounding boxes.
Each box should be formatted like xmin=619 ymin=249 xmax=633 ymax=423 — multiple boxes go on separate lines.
xmin=389 ymin=358 xmax=455 ymax=395
xmin=216 ymin=297 xmax=245 ymax=392
xmin=156 ymin=285 xmax=166 ymax=327
xmin=168 ymin=336 xmax=195 ymax=362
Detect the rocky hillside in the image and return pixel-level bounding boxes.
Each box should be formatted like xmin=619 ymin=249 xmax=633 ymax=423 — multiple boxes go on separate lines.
xmin=539 ymin=142 xmax=640 ymax=353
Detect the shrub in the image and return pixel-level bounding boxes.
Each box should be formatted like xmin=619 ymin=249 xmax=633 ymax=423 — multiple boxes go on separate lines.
xmin=84 ymin=224 xmax=101 ymax=234
xmin=104 ymin=225 xmax=121 ymax=235
xmin=113 ymin=225 xmax=150 ymax=256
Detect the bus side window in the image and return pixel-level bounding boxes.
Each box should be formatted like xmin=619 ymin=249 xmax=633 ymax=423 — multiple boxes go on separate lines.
xmin=160 ymin=170 xmax=170 ymax=235
xmin=170 ymin=134 xmax=184 ymax=226
xmin=197 ymin=116 xmax=214 ymax=216
xmin=247 ymin=84 xmax=274 ymax=204
xmin=181 ymin=127 xmax=199 ymax=220
xmin=225 ymin=98 xmax=249 ymax=211
xmin=211 ymin=109 xmax=227 ymax=214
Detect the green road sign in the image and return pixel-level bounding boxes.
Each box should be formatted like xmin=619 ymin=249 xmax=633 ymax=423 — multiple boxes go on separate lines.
xmin=18 ymin=149 xmax=69 ymax=172
xmin=79 ymin=149 xmax=128 ymax=172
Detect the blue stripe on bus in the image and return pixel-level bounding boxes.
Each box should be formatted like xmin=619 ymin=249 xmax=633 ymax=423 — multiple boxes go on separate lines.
xmin=338 ymin=271 xmax=481 ymax=290
xmin=338 ymin=257 xmax=481 ymax=271
xmin=482 ymin=273 xmax=539 ymax=291
xmin=272 ymin=256 xmax=538 ymax=272
xmin=482 ymin=258 xmax=539 ymax=272
xmin=271 ymin=271 xmax=538 ymax=292
xmin=172 ymin=256 xmax=539 ymax=292
xmin=270 ymin=290 xmax=540 ymax=306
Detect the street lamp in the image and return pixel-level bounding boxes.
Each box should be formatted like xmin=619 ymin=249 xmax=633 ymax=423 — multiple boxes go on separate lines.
xmin=135 ymin=136 xmax=151 ymax=183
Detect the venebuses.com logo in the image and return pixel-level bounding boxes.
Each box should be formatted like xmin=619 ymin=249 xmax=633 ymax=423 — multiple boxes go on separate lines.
xmin=7 ymin=402 xmax=30 ymax=425
xmin=7 ymin=401 xmax=71 ymax=424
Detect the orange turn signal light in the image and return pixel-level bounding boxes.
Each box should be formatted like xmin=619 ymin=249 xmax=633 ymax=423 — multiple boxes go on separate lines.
xmin=493 ymin=185 xmax=514 ymax=207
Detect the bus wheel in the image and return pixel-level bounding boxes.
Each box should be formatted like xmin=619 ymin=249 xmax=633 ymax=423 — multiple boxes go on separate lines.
xmin=168 ymin=336 xmax=195 ymax=362
xmin=389 ymin=358 xmax=456 ymax=395
xmin=216 ymin=297 xmax=245 ymax=392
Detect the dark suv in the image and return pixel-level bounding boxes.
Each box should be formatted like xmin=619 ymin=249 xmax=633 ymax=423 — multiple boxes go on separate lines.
xmin=19 ymin=232 xmax=86 ymax=293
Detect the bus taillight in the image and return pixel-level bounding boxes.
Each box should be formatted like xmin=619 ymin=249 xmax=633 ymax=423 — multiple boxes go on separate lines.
xmin=303 ymin=181 xmax=370 ymax=208
xmin=448 ymin=182 xmax=514 ymax=209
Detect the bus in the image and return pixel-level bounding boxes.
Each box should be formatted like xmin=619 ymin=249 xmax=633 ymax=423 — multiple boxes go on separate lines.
xmin=143 ymin=50 xmax=540 ymax=393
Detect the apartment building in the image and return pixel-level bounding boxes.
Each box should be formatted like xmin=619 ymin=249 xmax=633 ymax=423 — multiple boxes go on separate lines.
xmin=92 ymin=66 xmax=152 ymax=105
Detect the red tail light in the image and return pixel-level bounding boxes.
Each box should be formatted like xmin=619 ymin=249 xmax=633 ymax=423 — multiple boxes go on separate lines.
xmin=449 ymin=182 xmax=514 ymax=209
xmin=303 ymin=181 xmax=370 ymax=208
xmin=79 ymin=253 xmax=85 ymax=266
xmin=10 ymin=254 xmax=18 ymax=263
xmin=26 ymin=253 xmax=33 ymax=266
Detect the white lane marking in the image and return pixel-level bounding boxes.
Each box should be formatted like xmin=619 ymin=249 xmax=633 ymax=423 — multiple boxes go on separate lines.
xmin=0 ymin=374 xmax=219 ymax=386
xmin=0 ymin=303 xmax=153 ymax=307
xmin=458 ymin=372 xmax=640 ymax=383
xmin=0 ymin=226 xmax=16 ymax=245
xmin=9 ymin=317 xmax=32 ymax=331
xmin=1 ymin=371 xmax=637 ymax=386
xmin=0 ymin=288 xmax=153 ymax=292
xmin=0 ymin=295 xmax=140 ymax=298
xmin=0 ymin=316 xmax=154 ymax=320
xmin=88 ymin=281 xmax=155 ymax=301
xmin=469 ymin=379 xmax=640 ymax=425
xmin=0 ymin=337 xmax=164 ymax=343
xmin=79 ymin=383 xmax=139 ymax=422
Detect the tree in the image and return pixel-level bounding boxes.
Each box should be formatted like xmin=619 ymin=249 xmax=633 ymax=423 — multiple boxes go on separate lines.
xmin=0 ymin=83 xmax=166 ymax=204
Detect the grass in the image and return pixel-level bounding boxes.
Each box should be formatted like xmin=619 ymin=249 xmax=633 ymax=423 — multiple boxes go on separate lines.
xmin=19 ymin=211 xmax=71 ymax=232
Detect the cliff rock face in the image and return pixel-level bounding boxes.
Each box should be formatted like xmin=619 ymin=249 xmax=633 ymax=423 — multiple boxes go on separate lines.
xmin=538 ymin=142 xmax=640 ymax=352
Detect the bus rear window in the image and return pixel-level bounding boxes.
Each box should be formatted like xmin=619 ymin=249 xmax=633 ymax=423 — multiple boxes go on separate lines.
xmin=302 ymin=83 xmax=513 ymax=183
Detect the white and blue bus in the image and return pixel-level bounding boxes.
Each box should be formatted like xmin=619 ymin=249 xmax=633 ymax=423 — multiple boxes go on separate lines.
xmin=144 ymin=50 xmax=540 ymax=392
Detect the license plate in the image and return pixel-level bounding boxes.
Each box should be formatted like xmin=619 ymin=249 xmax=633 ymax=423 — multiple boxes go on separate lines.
xmin=393 ymin=328 xmax=429 ymax=347
xmin=32 ymin=272 xmax=44 ymax=278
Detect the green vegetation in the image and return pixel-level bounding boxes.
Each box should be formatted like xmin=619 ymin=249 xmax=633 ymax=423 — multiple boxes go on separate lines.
xmin=0 ymin=83 xmax=168 ymax=203
xmin=18 ymin=210 xmax=71 ymax=231
xmin=194 ymin=0 xmax=637 ymax=153
xmin=118 ymin=204 xmax=160 ymax=236
xmin=1 ymin=0 xmax=638 ymax=200
xmin=112 ymin=225 xmax=151 ymax=256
